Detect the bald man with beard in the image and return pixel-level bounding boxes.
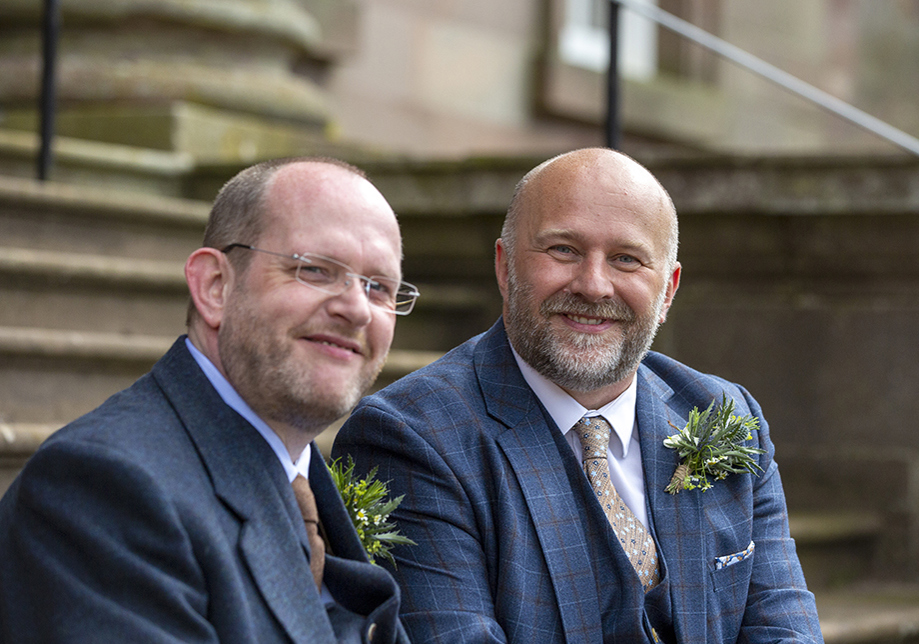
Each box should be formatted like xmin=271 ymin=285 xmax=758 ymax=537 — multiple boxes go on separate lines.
xmin=335 ymin=148 xmax=822 ymax=644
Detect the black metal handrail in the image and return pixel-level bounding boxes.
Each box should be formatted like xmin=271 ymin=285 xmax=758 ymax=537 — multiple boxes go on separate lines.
xmin=38 ymin=0 xmax=61 ymax=181
xmin=607 ymin=0 xmax=919 ymax=157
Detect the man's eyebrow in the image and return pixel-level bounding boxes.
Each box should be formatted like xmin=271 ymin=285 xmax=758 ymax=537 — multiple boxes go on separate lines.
xmin=532 ymin=229 xmax=580 ymax=244
xmin=532 ymin=229 xmax=652 ymax=255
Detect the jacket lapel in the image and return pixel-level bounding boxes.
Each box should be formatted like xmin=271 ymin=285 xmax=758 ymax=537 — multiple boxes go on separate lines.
xmin=481 ymin=323 xmax=602 ymax=644
xmin=636 ymin=365 xmax=706 ymax=644
xmin=151 ymin=338 xmax=336 ymax=644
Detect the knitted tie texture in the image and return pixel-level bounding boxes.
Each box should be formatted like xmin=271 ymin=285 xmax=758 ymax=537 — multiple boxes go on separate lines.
xmin=576 ymin=416 xmax=660 ymax=592
xmin=292 ymin=475 xmax=325 ymax=590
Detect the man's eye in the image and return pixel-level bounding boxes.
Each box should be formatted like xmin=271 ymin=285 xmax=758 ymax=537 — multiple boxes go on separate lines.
xmin=368 ymin=279 xmax=393 ymax=296
xmin=298 ymin=264 xmax=335 ymax=282
xmin=611 ymin=255 xmax=641 ymax=268
xmin=546 ymin=245 xmax=578 ymax=258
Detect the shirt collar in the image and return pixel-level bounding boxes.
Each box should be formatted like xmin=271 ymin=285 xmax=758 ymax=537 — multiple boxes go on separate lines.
xmin=184 ymin=338 xmax=311 ymax=482
xmin=509 ymin=343 xmax=639 ymax=457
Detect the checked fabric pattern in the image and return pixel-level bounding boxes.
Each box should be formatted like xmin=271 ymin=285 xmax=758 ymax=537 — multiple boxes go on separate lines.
xmin=575 ymin=416 xmax=660 ymax=592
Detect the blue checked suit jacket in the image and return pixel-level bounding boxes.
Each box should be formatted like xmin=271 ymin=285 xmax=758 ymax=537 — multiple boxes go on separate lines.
xmin=0 ymin=338 xmax=408 ymax=644
xmin=334 ymin=320 xmax=823 ymax=644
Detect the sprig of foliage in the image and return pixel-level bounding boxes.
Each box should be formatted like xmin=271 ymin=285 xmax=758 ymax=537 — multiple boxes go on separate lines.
xmin=327 ymin=455 xmax=416 ymax=566
xmin=663 ymin=394 xmax=765 ymax=494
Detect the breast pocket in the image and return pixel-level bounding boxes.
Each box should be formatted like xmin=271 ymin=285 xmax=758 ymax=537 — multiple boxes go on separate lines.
xmin=710 ymin=540 xmax=755 ymax=592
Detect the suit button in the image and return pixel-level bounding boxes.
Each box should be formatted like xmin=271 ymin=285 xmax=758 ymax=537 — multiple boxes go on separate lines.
xmin=367 ymin=622 xmax=377 ymax=642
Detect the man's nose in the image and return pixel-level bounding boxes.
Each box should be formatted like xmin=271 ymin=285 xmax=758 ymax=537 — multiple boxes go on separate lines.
xmin=568 ymin=256 xmax=615 ymax=302
xmin=326 ymin=276 xmax=374 ymax=326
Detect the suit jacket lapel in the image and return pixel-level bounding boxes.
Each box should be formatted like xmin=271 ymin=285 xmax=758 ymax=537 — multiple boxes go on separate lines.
xmin=481 ymin=323 xmax=602 ymax=644
xmin=151 ymin=338 xmax=336 ymax=644
xmin=636 ymin=365 xmax=706 ymax=644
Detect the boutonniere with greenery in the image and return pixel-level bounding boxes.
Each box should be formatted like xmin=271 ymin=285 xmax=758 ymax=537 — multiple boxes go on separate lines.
xmin=663 ymin=394 xmax=766 ymax=494
xmin=328 ymin=455 xmax=416 ymax=566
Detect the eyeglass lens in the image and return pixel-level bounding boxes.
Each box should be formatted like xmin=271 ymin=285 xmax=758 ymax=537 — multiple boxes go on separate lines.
xmin=295 ymin=255 xmax=417 ymax=314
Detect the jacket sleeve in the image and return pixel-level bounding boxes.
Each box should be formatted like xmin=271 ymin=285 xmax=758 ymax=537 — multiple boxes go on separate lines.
xmin=733 ymin=387 xmax=824 ymax=644
xmin=334 ymin=401 xmax=510 ymax=644
xmin=0 ymin=439 xmax=217 ymax=644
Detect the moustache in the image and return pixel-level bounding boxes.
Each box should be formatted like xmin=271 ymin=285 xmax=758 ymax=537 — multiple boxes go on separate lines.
xmin=539 ymin=293 xmax=636 ymax=323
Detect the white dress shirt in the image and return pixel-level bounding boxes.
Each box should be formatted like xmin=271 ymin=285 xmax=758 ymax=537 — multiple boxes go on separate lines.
xmin=510 ymin=345 xmax=649 ymax=528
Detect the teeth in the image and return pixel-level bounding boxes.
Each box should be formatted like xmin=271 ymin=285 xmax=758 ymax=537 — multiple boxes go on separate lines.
xmin=317 ymin=340 xmax=355 ymax=352
xmin=568 ymin=315 xmax=603 ymax=325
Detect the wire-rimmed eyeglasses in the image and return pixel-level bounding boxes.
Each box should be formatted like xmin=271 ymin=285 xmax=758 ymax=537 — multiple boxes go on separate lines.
xmin=221 ymin=243 xmax=420 ymax=315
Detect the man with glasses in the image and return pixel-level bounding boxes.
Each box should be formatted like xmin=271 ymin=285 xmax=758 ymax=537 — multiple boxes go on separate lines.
xmin=334 ymin=148 xmax=822 ymax=643
xmin=0 ymin=157 xmax=417 ymax=643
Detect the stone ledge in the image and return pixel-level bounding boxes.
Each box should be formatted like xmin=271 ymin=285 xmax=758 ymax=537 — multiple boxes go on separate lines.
xmin=818 ymin=584 xmax=919 ymax=644
xmin=1 ymin=0 xmax=322 ymax=58
xmin=0 ymin=129 xmax=194 ymax=177
xmin=0 ymin=247 xmax=187 ymax=290
xmin=0 ymin=423 xmax=59 ymax=456
xmin=356 ymin=154 xmax=919 ymax=218
xmin=0 ymin=326 xmax=441 ymax=375
xmin=790 ymin=512 xmax=884 ymax=545
xmin=0 ymin=327 xmax=173 ymax=362
xmin=381 ymin=350 xmax=442 ymax=377
xmin=0 ymin=174 xmax=210 ymax=228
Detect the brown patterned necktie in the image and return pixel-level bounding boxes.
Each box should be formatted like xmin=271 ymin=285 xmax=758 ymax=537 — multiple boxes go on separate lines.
xmin=575 ymin=416 xmax=660 ymax=592
xmin=292 ymin=474 xmax=325 ymax=590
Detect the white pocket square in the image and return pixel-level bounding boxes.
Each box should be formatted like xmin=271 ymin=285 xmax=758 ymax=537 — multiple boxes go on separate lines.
xmin=715 ymin=540 xmax=755 ymax=570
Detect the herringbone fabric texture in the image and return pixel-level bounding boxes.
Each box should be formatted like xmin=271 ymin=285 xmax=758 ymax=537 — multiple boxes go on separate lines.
xmin=575 ymin=416 xmax=660 ymax=592
xmin=292 ymin=474 xmax=325 ymax=590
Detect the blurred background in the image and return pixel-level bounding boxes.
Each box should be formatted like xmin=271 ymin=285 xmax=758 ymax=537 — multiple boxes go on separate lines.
xmin=2 ymin=0 xmax=919 ymax=635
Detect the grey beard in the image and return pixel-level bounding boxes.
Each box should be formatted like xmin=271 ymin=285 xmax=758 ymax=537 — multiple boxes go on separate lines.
xmin=504 ymin=276 xmax=665 ymax=392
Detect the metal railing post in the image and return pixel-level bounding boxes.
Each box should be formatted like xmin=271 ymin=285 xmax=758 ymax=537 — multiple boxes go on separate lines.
xmin=605 ymin=1 xmax=621 ymax=150
xmin=38 ymin=0 xmax=61 ymax=182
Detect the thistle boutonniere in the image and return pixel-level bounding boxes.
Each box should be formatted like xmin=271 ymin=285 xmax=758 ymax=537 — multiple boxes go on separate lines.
xmin=328 ymin=455 xmax=416 ymax=566
xmin=663 ymin=394 xmax=766 ymax=494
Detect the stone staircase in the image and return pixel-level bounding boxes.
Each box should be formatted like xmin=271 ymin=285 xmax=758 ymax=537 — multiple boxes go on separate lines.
xmin=2 ymin=129 xmax=919 ymax=640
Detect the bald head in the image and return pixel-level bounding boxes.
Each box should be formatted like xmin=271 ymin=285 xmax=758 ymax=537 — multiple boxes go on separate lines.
xmin=501 ymin=148 xmax=678 ymax=272
xmin=495 ymin=147 xmax=682 ymax=406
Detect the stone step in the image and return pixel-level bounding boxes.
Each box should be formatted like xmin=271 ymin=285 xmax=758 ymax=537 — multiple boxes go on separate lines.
xmin=0 ymin=174 xmax=208 ymax=261
xmin=0 ymin=128 xmax=195 ymax=198
xmin=817 ymin=583 xmax=919 ymax=644
xmin=0 ymin=246 xmax=189 ymax=336
xmin=0 ymin=326 xmax=441 ymax=425
xmin=0 ymin=243 xmax=496 ymax=348
xmin=791 ymin=511 xmax=884 ymax=590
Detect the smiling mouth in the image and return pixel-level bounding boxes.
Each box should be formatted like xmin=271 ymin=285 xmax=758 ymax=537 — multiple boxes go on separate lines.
xmin=309 ymin=337 xmax=363 ymax=356
xmin=564 ymin=314 xmax=609 ymax=326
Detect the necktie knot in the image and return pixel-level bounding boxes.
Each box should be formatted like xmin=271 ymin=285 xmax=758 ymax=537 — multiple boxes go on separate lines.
xmin=576 ymin=416 xmax=612 ymax=458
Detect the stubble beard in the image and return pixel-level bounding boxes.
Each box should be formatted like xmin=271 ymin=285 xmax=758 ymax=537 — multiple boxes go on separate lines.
xmin=218 ymin=295 xmax=386 ymax=435
xmin=504 ymin=267 xmax=667 ymax=392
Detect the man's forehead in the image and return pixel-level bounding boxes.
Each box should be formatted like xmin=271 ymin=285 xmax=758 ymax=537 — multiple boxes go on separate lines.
xmin=267 ymin=162 xmax=355 ymax=202
xmin=257 ymin=164 xmax=402 ymax=269
xmin=524 ymin=158 xmax=671 ymax=225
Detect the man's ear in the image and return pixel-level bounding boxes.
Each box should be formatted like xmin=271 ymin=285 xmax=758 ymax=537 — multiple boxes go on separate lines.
xmin=185 ymin=248 xmax=234 ymax=330
xmin=495 ymin=238 xmax=509 ymax=299
xmin=658 ymin=262 xmax=682 ymax=323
